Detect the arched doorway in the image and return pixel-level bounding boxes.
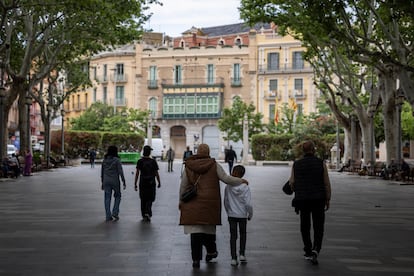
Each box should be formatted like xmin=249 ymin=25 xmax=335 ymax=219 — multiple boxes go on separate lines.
xmin=170 ymin=126 xmax=186 ymax=159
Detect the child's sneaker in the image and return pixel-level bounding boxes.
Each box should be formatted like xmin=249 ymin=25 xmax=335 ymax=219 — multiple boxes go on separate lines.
xmin=239 ymin=255 xmax=247 ymax=263
xmin=230 ymin=259 xmax=238 ymax=266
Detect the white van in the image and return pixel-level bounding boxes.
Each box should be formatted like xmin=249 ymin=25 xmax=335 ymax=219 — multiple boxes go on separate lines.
xmin=7 ymin=144 xmax=17 ymax=156
xmin=144 ymin=138 xmax=164 ymax=160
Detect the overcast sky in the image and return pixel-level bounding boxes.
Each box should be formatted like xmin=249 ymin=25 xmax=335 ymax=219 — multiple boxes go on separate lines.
xmin=145 ymin=0 xmax=243 ymax=37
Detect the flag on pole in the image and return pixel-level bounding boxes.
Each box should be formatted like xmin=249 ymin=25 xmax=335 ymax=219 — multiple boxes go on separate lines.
xmin=289 ymin=98 xmax=297 ymax=111
xmin=274 ymin=96 xmax=279 ymax=124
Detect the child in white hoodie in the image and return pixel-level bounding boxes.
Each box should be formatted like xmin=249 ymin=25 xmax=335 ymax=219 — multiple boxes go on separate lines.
xmin=224 ymin=165 xmax=253 ymax=266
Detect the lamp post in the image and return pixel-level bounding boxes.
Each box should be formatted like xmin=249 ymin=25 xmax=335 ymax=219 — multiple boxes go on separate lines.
xmin=61 ymin=109 xmax=65 ymax=156
xmin=147 ymin=113 xmax=153 ymax=147
xmin=25 ymin=95 xmax=32 ymax=153
xmin=395 ymin=88 xmax=405 ymax=168
xmin=368 ymin=104 xmax=376 ymax=174
xmin=0 ymin=86 xmax=5 ymax=160
xmin=0 ymin=63 xmax=5 ymax=160
xmin=46 ymin=104 xmax=53 ymax=168
xmin=242 ymin=114 xmax=249 ymax=165
xmin=111 ymin=68 xmax=117 ymax=114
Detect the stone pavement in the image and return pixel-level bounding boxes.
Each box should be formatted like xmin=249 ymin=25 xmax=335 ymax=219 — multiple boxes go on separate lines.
xmin=0 ymin=162 xmax=413 ymax=276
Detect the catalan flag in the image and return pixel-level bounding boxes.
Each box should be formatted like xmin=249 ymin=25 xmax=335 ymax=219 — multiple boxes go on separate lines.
xmin=289 ymin=98 xmax=297 ymax=111
xmin=274 ymin=96 xmax=279 ymax=124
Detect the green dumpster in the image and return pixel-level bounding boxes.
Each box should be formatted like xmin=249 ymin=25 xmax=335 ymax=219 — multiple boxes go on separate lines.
xmin=119 ymin=152 xmax=140 ymax=164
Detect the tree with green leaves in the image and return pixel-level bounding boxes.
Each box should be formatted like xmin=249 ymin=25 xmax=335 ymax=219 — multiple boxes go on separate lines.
xmin=0 ymin=0 xmax=159 ymax=157
xmin=240 ymin=0 xmax=413 ymax=165
xmin=70 ymin=102 xmax=150 ymax=134
xmin=218 ymin=96 xmax=264 ymax=142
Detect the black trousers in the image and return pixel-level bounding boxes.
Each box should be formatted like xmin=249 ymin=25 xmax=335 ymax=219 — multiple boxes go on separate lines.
xmin=228 ymin=217 xmax=247 ymax=259
xmin=299 ymin=199 xmax=326 ymax=254
xmin=190 ymin=233 xmax=217 ymax=261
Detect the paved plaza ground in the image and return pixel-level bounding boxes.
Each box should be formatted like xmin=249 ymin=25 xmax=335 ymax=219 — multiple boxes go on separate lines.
xmin=0 ymin=161 xmax=413 ymax=275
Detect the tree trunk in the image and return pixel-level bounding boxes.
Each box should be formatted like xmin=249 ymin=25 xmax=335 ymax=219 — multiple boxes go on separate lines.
xmin=380 ymin=74 xmax=398 ymax=165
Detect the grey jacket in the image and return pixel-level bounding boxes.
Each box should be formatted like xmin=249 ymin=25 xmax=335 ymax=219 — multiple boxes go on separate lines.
xmin=101 ymin=156 xmax=125 ymax=186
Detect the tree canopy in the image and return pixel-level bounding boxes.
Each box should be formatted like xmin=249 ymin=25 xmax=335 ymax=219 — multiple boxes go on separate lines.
xmin=0 ymin=0 xmax=160 ymax=156
xmin=218 ymin=96 xmax=264 ymax=142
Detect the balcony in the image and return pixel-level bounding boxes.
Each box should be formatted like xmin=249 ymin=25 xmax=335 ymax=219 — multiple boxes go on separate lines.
xmin=265 ymin=90 xmax=281 ymax=100
xmin=293 ymin=90 xmax=307 ymax=99
xmin=148 ymin=80 xmax=158 ymax=89
xmin=258 ymin=63 xmax=313 ymax=74
xmin=161 ymin=78 xmax=225 ymax=89
xmin=111 ymin=98 xmax=127 ymax=106
xmin=231 ymin=78 xmax=242 ymax=87
xmin=110 ymin=73 xmax=128 ymax=83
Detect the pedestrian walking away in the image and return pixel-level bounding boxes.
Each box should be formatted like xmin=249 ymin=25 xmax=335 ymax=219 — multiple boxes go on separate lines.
xmin=179 ymin=143 xmax=248 ymax=268
xmin=183 ymin=146 xmax=193 ymax=161
xmin=224 ymin=165 xmax=253 ymax=266
xmin=101 ymin=146 xmax=126 ymax=222
xmin=166 ymin=147 xmax=175 ymax=172
xmin=289 ymin=140 xmax=331 ymax=265
xmin=134 ymin=145 xmax=161 ymax=222
xmin=225 ymin=145 xmax=237 ymax=174
xmin=89 ymin=148 xmax=97 ymax=168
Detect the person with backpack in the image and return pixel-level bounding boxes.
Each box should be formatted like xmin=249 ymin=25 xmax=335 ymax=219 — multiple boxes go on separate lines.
xmin=134 ymin=145 xmax=161 ymax=222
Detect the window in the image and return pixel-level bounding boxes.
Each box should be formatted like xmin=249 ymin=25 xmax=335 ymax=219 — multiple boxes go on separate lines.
xmin=85 ymin=93 xmax=88 ymax=109
xmin=114 ymin=64 xmax=124 ymax=81
xmin=186 ymin=95 xmax=195 ymax=113
xmin=103 ymin=87 xmax=107 ymax=104
xmin=93 ymin=67 xmax=97 ymax=80
xmin=293 ymin=51 xmax=304 ymax=69
xmin=294 ymin=79 xmax=303 ymax=91
xmin=235 ymin=37 xmax=242 ymax=45
xmin=149 ymin=97 xmax=157 ymax=117
xmin=93 ymin=88 xmax=97 ymax=102
xmin=103 ymin=64 xmax=108 ymax=82
xmin=269 ymin=104 xmax=275 ymax=120
xmin=174 ymin=65 xmax=182 ymax=84
xmin=269 ymin=79 xmax=278 ymax=91
xmin=115 ymin=86 xmax=125 ymax=106
xmin=267 ymin=53 xmax=279 ymax=70
xmin=149 ymin=66 xmax=157 ymax=88
xmin=218 ymin=39 xmax=224 ymax=45
xmin=207 ymin=64 xmax=214 ymax=84
xmin=297 ymin=103 xmax=303 ymax=115
xmin=197 ymin=95 xmax=219 ymax=114
xmin=232 ymin=64 xmax=241 ymax=86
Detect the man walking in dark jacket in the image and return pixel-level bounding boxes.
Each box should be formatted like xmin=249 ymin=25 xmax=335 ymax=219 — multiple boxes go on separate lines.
xmin=289 ymin=140 xmax=331 ymax=265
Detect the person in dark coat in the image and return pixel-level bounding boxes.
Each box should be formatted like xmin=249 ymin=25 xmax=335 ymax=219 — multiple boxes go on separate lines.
xmin=101 ymin=146 xmax=126 ymax=222
xmin=224 ymin=145 xmax=237 ymax=174
xmin=134 ymin=145 xmax=161 ymax=222
xmin=289 ymin=140 xmax=331 ymax=265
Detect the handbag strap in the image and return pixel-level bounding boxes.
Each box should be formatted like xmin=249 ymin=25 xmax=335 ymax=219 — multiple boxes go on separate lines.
xmin=193 ymin=175 xmax=201 ymax=187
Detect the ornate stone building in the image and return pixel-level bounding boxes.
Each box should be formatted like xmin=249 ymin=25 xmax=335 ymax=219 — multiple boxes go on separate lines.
xmin=65 ymin=23 xmax=318 ymax=159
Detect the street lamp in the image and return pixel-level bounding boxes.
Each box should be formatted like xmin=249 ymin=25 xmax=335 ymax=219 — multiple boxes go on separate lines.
xmin=368 ymin=104 xmax=376 ymax=175
xmin=25 ymin=95 xmax=32 ymax=152
xmin=46 ymin=104 xmax=53 ymax=168
xmin=0 ymin=63 xmax=5 ymax=160
xmin=61 ymin=109 xmax=65 ymax=156
xmin=0 ymin=86 xmax=5 ymax=160
xmin=110 ymin=68 xmax=117 ymax=114
xmin=242 ymin=114 xmax=249 ymax=165
xmin=395 ymin=88 xmax=405 ymax=168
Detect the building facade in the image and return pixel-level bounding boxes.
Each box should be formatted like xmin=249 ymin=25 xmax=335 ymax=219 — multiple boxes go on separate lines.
xmin=65 ymin=23 xmax=319 ymax=159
